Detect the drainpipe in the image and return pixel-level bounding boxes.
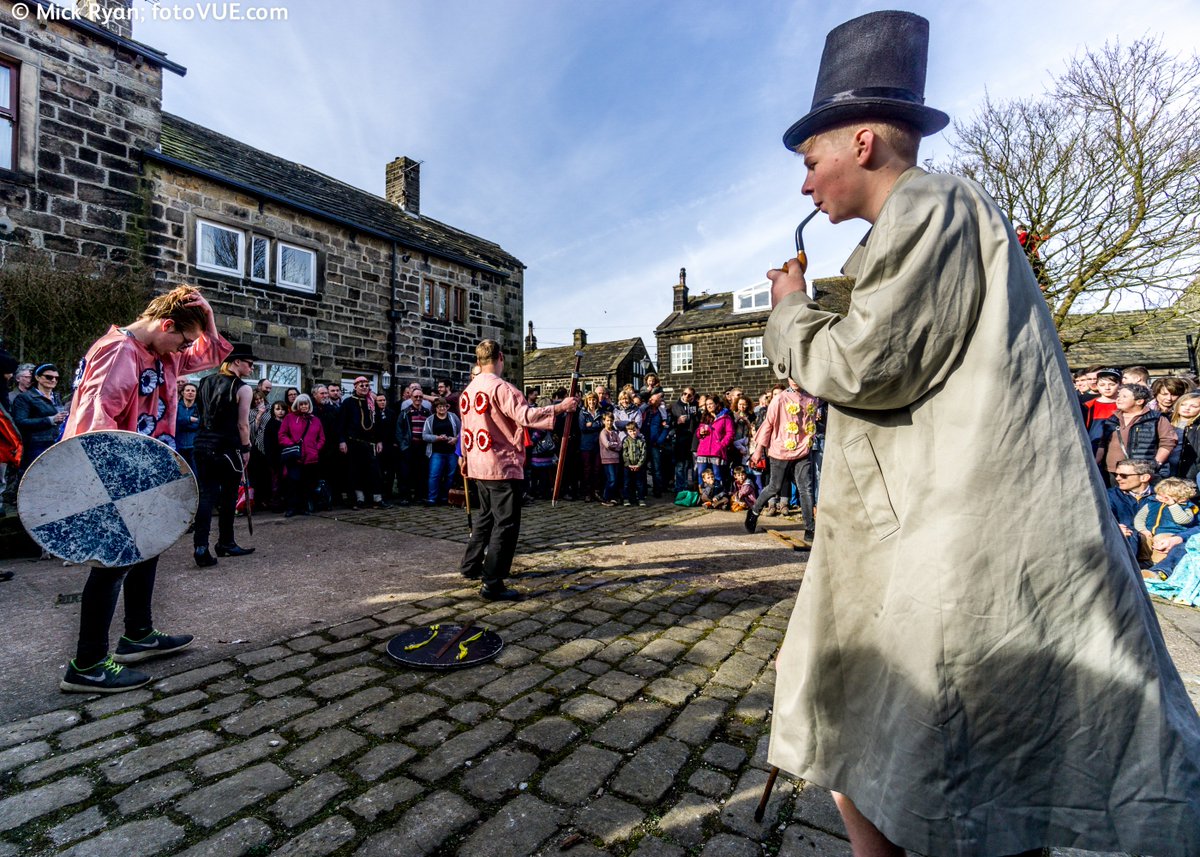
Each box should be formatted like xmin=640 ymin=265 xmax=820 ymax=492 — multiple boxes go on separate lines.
xmin=388 ymin=242 xmax=400 ymax=407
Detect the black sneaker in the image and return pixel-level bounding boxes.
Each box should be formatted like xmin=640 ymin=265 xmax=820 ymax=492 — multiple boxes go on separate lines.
xmin=60 ymin=657 xmax=151 ymax=694
xmin=744 ymin=510 xmax=759 ymax=534
xmin=113 ymin=630 xmax=194 ymax=664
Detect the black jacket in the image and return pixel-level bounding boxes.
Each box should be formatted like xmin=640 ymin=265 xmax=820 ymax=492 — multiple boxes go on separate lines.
xmin=1100 ymin=409 xmax=1170 ymax=464
xmin=669 ymin=399 xmax=698 ymax=455
xmin=11 ymin=390 xmax=60 ymax=445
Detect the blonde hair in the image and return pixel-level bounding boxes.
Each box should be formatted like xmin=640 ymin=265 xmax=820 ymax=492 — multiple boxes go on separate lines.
xmin=139 ymin=285 xmax=208 ymax=332
xmin=796 ymin=119 xmax=920 ymax=164
xmin=475 ymin=340 xmax=502 ymax=365
xmin=1156 ymin=477 xmax=1197 ymax=505
xmin=1170 ymin=391 xmax=1200 ymax=428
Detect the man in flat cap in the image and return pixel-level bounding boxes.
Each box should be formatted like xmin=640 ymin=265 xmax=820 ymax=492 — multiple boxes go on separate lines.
xmin=764 ymin=10 xmax=1200 ymax=857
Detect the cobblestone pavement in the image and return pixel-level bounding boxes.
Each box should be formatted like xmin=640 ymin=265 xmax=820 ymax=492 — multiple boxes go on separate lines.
xmin=0 ymin=500 xmax=1193 ymax=856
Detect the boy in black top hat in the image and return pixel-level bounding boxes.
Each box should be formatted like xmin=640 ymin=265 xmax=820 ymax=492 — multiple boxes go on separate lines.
xmin=763 ymin=10 xmax=1200 ymax=857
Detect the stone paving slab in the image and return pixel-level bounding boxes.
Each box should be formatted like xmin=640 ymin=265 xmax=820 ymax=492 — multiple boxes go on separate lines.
xmin=0 ymin=503 xmax=1170 ymax=856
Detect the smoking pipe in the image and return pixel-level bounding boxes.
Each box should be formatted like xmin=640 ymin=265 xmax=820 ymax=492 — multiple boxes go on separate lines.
xmin=782 ymin=208 xmax=820 ymax=275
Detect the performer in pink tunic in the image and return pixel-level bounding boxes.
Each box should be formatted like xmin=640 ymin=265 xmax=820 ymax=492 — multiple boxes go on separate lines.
xmin=60 ymin=285 xmax=232 ymax=694
xmin=458 ymin=339 xmax=577 ymax=601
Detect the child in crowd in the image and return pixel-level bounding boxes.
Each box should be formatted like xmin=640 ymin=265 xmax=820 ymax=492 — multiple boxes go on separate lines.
xmin=528 ymin=428 xmax=558 ymax=499
xmin=598 ymin=412 xmax=623 ymax=506
xmin=729 ymin=466 xmax=758 ymax=512
xmin=699 ymin=469 xmax=729 ymax=510
xmin=621 ymin=421 xmax=648 ymax=507
xmin=1135 ymin=476 xmax=1199 ymax=570
xmin=1083 ymin=368 xmax=1121 ymax=444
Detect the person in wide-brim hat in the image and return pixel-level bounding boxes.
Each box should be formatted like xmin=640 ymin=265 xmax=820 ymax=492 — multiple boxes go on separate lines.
xmin=763 ymin=10 xmax=1200 ymax=857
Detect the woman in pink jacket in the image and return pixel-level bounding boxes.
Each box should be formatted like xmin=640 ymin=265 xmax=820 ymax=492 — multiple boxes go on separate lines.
xmin=694 ymin=393 xmax=734 ymax=489
xmin=278 ymin=393 xmax=325 ymax=517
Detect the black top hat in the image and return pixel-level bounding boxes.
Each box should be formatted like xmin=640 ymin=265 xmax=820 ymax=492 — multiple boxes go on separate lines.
xmin=227 ymin=343 xmax=257 ymax=363
xmin=782 ymin=10 xmax=949 ymax=150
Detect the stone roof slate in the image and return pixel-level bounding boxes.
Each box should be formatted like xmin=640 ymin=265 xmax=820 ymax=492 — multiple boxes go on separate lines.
xmin=524 ymin=338 xmax=646 ymax=379
xmin=152 ymin=113 xmax=523 ymax=275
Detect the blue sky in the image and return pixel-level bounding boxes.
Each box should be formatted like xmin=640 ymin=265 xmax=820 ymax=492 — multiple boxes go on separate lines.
xmin=132 ymin=0 xmax=1200 ymax=361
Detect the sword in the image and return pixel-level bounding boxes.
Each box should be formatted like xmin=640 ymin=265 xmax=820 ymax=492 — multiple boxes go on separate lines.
xmin=464 ymin=474 xmax=472 ymax=532
xmin=552 ymin=350 xmax=584 ymax=506
xmin=434 ymin=623 xmax=476 ymax=660
xmin=240 ymin=469 xmax=254 ymax=536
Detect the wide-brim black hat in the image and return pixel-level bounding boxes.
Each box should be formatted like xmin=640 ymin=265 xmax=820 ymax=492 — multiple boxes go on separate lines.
xmin=782 ymin=10 xmax=949 ymax=151
xmin=227 ymin=343 xmax=257 ymax=363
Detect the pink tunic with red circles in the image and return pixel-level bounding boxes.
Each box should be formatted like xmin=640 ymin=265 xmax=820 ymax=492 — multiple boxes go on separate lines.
xmin=458 ymin=372 xmax=555 ymax=481
xmin=63 ymin=326 xmax=232 ymax=445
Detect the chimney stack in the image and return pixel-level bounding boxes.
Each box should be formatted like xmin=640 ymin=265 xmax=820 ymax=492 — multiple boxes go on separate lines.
xmin=573 ymin=329 xmax=587 ymax=349
xmin=385 ymin=157 xmax=421 ymax=216
xmin=76 ymin=0 xmax=134 ymax=39
xmin=673 ymin=267 xmax=689 ymax=313
xmin=525 ymin=321 xmax=537 ymax=353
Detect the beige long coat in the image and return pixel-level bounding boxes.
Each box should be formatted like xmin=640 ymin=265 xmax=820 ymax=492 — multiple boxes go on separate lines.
xmin=765 ymin=168 xmax=1200 ymax=857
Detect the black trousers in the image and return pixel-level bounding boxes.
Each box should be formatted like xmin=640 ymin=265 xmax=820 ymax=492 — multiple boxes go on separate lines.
xmin=460 ymin=479 xmax=521 ymax=590
xmin=754 ymin=455 xmax=815 ymax=532
xmin=76 ymin=558 xmax=157 ymax=667
xmin=346 ymin=440 xmax=382 ymax=500
xmin=194 ymin=449 xmax=241 ymax=548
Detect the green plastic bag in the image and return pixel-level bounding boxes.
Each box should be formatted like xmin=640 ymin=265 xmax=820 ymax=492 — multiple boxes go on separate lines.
xmin=674 ymin=490 xmax=701 ymax=507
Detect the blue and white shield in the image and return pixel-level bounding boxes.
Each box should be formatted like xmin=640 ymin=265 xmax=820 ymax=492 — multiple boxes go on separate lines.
xmin=18 ymin=430 xmax=198 ymax=567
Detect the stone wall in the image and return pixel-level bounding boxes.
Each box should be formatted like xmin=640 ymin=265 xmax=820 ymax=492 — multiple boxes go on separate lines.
xmin=0 ymin=2 xmax=163 ymax=269
xmin=144 ymin=165 xmax=523 ymax=392
xmin=657 ymin=323 xmax=778 ymax=400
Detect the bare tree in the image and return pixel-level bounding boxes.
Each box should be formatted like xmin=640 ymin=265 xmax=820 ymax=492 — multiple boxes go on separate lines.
xmin=943 ymin=38 xmax=1200 ymax=351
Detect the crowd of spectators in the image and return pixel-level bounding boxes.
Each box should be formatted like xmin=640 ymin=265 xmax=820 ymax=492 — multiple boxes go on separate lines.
xmin=1079 ymin=364 xmax=1200 ymax=601
xmin=7 ymin=343 xmax=1200 ymax=607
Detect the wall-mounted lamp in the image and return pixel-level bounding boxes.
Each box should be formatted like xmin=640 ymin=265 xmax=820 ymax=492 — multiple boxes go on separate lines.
xmin=382 ymin=371 xmax=392 ymax=390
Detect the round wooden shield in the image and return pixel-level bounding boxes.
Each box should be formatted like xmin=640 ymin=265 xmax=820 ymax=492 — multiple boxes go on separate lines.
xmin=18 ymin=430 xmax=198 ymax=568
xmin=386 ymin=624 xmax=503 ymax=670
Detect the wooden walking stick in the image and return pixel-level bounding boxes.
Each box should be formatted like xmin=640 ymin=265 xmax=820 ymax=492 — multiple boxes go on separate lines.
xmin=754 ymin=766 xmax=781 ymax=822
xmin=551 ymin=350 xmax=584 ymax=507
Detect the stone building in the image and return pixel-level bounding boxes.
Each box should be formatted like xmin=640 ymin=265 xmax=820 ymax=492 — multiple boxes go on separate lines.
xmin=0 ymin=0 xmax=175 ymax=268
xmin=144 ymin=115 xmax=524 ymax=395
xmin=0 ymin=0 xmax=525 ymax=396
xmin=654 ymin=268 xmax=850 ymax=398
xmin=522 ymin=324 xmax=653 ymax=400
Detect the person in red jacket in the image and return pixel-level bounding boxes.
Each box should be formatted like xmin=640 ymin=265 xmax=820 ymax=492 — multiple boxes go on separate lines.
xmin=278 ymin=393 xmax=326 ymax=517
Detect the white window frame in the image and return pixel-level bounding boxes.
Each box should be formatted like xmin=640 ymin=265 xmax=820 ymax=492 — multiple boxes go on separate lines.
xmin=248 ymin=361 xmax=303 ymax=402
xmin=249 ymin=235 xmax=270 ymax=283
xmin=743 ymin=336 xmax=769 ymax=369
xmin=196 ymin=218 xmax=245 ymax=277
xmin=277 ymin=241 xmax=317 ymax=293
xmin=670 ymin=343 xmax=693 ymax=374
xmin=733 ymin=280 xmax=772 ymax=313
xmin=0 ymin=58 xmax=17 ymax=173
